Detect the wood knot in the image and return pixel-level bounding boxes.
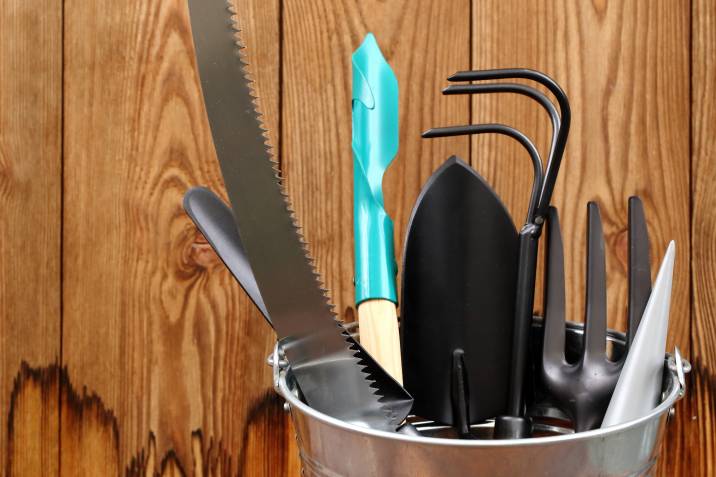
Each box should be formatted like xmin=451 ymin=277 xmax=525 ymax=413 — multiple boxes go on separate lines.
xmin=186 ymin=230 xmax=220 ymax=269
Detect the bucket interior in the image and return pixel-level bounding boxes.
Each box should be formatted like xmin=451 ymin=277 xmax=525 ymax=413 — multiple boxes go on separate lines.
xmin=282 ymin=319 xmax=679 ymax=440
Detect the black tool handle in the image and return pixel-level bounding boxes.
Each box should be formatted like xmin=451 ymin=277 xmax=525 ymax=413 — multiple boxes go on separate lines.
xmin=507 ymin=227 xmax=539 ymax=416
xmin=450 ymin=349 xmax=473 ymax=438
xmin=493 ymin=228 xmax=539 ymax=439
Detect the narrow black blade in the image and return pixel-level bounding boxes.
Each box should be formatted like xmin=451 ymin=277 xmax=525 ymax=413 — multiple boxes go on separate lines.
xmin=542 ymin=207 xmax=566 ymax=363
xmin=584 ymin=202 xmax=607 ymax=362
xmin=627 ymin=196 xmax=651 ymax=347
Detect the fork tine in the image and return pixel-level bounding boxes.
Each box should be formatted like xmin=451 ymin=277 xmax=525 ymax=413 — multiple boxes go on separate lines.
xmin=627 ymin=196 xmax=651 ymax=349
xmin=543 ymin=207 xmax=566 ymax=364
xmin=583 ymin=202 xmax=608 ymax=362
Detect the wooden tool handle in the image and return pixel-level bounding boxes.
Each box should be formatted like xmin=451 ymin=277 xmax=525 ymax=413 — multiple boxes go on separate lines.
xmin=357 ymin=299 xmax=403 ymax=383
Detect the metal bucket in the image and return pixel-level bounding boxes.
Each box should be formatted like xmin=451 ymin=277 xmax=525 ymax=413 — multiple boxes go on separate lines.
xmin=271 ymin=322 xmax=689 ymax=477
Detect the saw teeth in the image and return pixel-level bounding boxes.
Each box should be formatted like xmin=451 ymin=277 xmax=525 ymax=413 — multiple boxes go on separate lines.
xmin=221 ymin=5 xmax=398 ymax=424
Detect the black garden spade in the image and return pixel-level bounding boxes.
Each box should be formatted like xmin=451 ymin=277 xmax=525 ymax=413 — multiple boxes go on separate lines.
xmin=401 ymin=156 xmax=520 ymax=437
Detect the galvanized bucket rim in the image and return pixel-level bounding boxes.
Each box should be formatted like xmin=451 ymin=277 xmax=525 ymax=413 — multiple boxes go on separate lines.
xmin=276 ymin=347 xmax=687 ymax=448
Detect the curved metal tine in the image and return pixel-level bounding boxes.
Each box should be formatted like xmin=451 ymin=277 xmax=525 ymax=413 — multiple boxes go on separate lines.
xmin=448 ymin=69 xmax=571 ymax=219
xmin=543 ymin=206 xmax=566 ymax=364
xmin=584 ymin=202 xmax=608 ymax=363
xmin=627 ymin=196 xmax=651 ymax=349
xmin=422 ymin=124 xmax=543 ymax=223
xmin=442 ymin=83 xmax=560 ymax=185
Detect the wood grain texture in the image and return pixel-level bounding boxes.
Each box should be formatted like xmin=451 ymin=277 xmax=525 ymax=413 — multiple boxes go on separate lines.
xmin=281 ymin=0 xmax=471 ymax=323
xmin=470 ymin=2 xmax=691 ymax=474
xmin=471 ymin=0 xmax=690 ymax=345
xmin=7 ymin=365 xmax=60 ymax=476
xmin=690 ymin=0 xmax=716 ymax=474
xmin=0 ymin=0 xmax=710 ymax=475
xmin=62 ymin=0 xmax=296 ymax=474
xmin=0 ymin=0 xmax=62 ymax=473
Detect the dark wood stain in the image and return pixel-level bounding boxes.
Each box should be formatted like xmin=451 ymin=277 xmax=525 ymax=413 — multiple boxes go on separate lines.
xmin=6 ymin=363 xmax=60 ymax=476
xmin=6 ymin=363 xmax=297 ymax=476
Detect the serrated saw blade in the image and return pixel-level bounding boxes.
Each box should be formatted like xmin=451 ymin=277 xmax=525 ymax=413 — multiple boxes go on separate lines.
xmin=187 ymin=0 xmax=411 ymax=430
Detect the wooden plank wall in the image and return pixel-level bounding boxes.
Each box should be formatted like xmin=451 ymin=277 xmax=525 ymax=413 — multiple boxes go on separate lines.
xmin=0 ymin=0 xmax=713 ymax=475
xmin=61 ymin=0 xmax=292 ymax=474
xmin=691 ymin=0 xmax=716 ymax=474
xmin=0 ymin=0 xmax=62 ymax=475
xmin=469 ymin=3 xmax=692 ymax=474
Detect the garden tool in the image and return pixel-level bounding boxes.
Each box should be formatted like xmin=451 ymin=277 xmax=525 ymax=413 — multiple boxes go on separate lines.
xmin=421 ymin=68 xmax=571 ymax=438
xmin=182 ymin=186 xmax=413 ymax=430
xmin=184 ymin=186 xmax=269 ymax=324
xmin=602 ymin=241 xmax=675 ymax=427
xmin=626 ymin=197 xmax=652 ymax=348
xmin=401 ymin=121 xmax=542 ymax=437
xmin=187 ymin=0 xmax=412 ymax=431
xmin=352 ymin=33 xmax=402 ymax=383
xmin=541 ymin=199 xmax=652 ymax=432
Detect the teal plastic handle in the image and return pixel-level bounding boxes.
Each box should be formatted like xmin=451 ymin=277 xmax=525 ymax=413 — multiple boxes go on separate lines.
xmin=352 ymin=33 xmax=399 ymax=305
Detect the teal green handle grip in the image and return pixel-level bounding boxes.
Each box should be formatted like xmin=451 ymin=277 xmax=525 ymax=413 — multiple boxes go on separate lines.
xmin=352 ymin=33 xmax=398 ymax=305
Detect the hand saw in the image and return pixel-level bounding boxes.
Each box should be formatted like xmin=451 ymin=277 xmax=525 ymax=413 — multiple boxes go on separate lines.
xmin=186 ymin=0 xmax=411 ymax=431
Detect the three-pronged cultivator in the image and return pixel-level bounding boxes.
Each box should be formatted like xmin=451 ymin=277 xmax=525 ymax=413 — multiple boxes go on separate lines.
xmin=541 ymin=198 xmax=652 ymax=431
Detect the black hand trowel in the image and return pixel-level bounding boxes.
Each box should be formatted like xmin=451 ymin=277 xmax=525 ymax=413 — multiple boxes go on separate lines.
xmin=401 ymin=156 xmax=520 ymax=437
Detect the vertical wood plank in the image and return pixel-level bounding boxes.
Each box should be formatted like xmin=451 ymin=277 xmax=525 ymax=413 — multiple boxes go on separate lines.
xmin=0 ymin=1 xmax=703 ymax=474
xmin=282 ymin=0 xmax=471 ymax=321
xmin=691 ymin=0 xmax=716 ymax=473
xmin=63 ymin=0 xmax=293 ymax=474
xmin=6 ymin=366 xmax=60 ymax=476
xmin=0 ymin=0 xmax=62 ymax=473
xmin=471 ymin=0 xmax=690 ymax=345
xmin=471 ymin=1 xmax=691 ymax=474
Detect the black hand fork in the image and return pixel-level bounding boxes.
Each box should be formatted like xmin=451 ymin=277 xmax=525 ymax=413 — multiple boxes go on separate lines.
xmin=542 ymin=198 xmax=651 ymax=431
xmin=423 ymin=68 xmax=570 ymax=438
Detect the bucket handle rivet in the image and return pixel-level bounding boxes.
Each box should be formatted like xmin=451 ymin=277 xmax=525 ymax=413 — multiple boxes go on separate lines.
xmin=668 ymin=347 xmax=690 ymax=398
xmin=269 ymin=342 xmax=288 ymax=394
